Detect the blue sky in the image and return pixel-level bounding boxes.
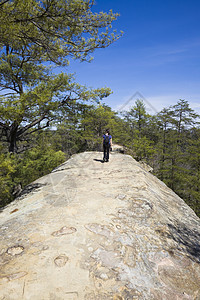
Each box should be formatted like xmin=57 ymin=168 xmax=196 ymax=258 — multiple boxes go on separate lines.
xmin=67 ymin=0 xmax=200 ymax=115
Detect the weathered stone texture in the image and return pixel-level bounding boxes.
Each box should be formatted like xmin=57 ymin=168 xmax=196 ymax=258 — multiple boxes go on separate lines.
xmin=0 ymin=152 xmax=200 ymax=299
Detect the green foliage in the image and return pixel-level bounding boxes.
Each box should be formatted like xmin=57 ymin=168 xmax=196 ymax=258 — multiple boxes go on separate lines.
xmin=1 ymin=97 xmax=200 ymax=218
xmin=0 ymin=0 xmax=124 ymax=207
xmin=0 ymin=70 xmax=112 ymax=152
xmin=122 ymin=100 xmax=156 ymax=161
xmin=131 ymin=132 xmax=155 ymax=161
xmin=0 ymin=0 xmax=122 ymax=64
xmin=123 ymin=100 xmax=151 ymax=134
xmin=117 ymin=99 xmax=200 ymax=217
xmin=183 ymin=128 xmax=200 ymax=215
xmin=153 ymin=101 xmax=200 ymax=216
xmin=80 ymin=104 xmax=117 ymax=150
xmin=0 ymin=135 xmax=66 ymax=208
xmin=51 ymin=121 xmax=83 ymax=156
xmin=110 ymin=115 xmax=130 ymax=146
xmin=16 ymin=146 xmax=66 ymax=187
xmin=0 ymin=0 xmax=122 ymax=153
xmin=1 ymin=40 xmax=200 ymax=220
xmin=0 ymin=148 xmax=17 ymax=207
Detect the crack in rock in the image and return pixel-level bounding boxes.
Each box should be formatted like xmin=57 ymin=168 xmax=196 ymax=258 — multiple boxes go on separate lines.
xmin=52 ymin=226 xmax=77 ymax=237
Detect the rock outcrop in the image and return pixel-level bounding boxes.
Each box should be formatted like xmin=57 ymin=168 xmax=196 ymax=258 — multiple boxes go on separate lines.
xmin=0 ymin=152 xmax=200 ymax=300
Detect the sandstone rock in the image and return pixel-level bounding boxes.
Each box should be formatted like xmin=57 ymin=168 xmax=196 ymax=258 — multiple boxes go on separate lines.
xmin=0 ymin=152 xmax=200 ymax=300
xmin=111 ymin=144 xmax=124 ymax=153
xmin=138 ymin=160 xmax=153 ymax=172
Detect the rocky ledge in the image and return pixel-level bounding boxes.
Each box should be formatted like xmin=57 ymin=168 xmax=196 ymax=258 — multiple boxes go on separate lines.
xmin=0 ymin=152 xmax=200 ymax=300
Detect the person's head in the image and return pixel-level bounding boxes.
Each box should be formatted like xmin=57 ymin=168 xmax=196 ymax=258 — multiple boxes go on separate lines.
xmin=105 ymin=129 xmax=110 ymax=135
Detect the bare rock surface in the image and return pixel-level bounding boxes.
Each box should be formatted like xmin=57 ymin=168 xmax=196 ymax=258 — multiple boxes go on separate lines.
xmin=0 ymin=151 xmax=200 ymax=300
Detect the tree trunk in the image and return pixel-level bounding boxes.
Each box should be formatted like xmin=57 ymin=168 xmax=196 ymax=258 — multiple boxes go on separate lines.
xmin=8 ymin=122 xmax=19 ymax=153
xmin=9 ymin=136 xmax=18 ymax=153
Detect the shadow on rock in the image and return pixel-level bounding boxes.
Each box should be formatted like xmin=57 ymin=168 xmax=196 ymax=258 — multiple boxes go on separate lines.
xmin=20 ymin=183 xmax=46 ymax=197
xmin=168 ymin=223 xmax=200 ymax=263
xmin=93 ymin=159 xmax=104 ymax=163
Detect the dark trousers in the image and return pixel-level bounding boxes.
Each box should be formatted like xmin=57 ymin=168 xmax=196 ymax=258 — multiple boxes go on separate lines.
xmin=103 ymin=144 xmax=110 ymax=161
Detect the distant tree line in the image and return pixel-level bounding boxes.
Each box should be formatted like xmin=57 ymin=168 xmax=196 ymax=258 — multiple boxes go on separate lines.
xmin=121 ymin=99 xmax=200 ymax=217
xmin=1 ymin=99 xmax=200 ymax=217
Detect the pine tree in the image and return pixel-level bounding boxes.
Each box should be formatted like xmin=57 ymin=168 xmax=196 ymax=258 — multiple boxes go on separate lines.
xmin=123 ymin=100 xmax=155 ymax=161
xmin=182 ymin=128 xmax=200 ymax=216
xmin=80 ymin=104 xmax=117 ymax=150
xmin=0 ymin=0 xmax=122 ymax=153
xmin=155 ymin=100 xmax=200 ymax=216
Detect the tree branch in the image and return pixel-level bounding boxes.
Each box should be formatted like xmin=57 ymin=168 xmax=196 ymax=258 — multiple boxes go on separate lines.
xmin=0 ymin=0 xmax=9 ymax=7
xmin=24 ymin=122 xmax=51 ymax=136
xmin=17 ymin=115 xmax=47 ymax=136
xmin=0 ymin=121 xmax=9 ymax=129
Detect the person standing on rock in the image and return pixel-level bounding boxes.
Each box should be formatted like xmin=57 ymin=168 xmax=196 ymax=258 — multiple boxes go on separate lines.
xmin=103 ymin=129 xmax=112 ymax=162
